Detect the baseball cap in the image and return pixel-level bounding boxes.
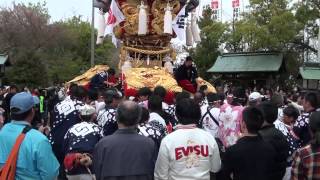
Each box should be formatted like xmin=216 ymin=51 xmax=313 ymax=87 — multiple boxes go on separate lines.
xmin=249 ymin=92 xmax=262 ymax=102
xmin=10 ymin=92 xmax=35 ymax=114
xmin=79 ymin=104 xmax=96 ymax=116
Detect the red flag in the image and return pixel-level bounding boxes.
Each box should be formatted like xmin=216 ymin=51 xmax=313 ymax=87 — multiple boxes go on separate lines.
xmin=107 ymin=9 xmax=116 ymax=25
xmin=232 ymin=0 xmax=240 ymax=8
xmin=105 ymin=0 xmax=125 ymax=47
xmin=211 ymin=0 xmax=219 ymax=9
xmin=106 ymin=0 xmax=125 ymax=26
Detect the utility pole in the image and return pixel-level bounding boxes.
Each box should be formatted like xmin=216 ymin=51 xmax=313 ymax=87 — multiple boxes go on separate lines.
xmin=91 ymin=0 xmax=95 ymax=67
xmin=220 ymin=0 xmax=222 ymax=22
xmin=318 ymin=24 xmax=320 ymax=62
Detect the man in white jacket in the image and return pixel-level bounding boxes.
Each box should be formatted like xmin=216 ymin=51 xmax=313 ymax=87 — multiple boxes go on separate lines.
xmin=154 ymin=98 xmax=221 ymax=180
xmin=200 ymin=92 xmax=221 ymax=138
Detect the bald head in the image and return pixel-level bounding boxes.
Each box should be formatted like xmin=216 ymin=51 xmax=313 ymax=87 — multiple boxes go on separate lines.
xmin=116 ymin=101 xmax=141 ymax=127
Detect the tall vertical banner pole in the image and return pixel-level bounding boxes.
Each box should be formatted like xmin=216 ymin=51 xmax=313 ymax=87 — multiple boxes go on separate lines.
xmin=220 ymin=0 xmax=222 ymax=22
xmin=318 ymin=25 xmax=320 ymax=62
xmin=91 ymin=0 xmax=95 ymax=67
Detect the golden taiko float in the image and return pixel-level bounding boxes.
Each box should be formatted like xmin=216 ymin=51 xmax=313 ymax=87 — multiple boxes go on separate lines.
xmin=95 ymin=0 xmax=201 ymax=69
xmin=123 ymin=67 xmax=216 ymax=93
xmin=67 ymin=65 xmax=109 ymax=86
xmin=124 ymin=67 xmax=183 ymax=92
xmin=93 ymin=0 xmax=216 ymax=94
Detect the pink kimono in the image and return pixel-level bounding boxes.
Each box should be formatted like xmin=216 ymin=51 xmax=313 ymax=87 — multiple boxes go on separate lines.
xmin=218 ymin=104 xmax=244 ymax=147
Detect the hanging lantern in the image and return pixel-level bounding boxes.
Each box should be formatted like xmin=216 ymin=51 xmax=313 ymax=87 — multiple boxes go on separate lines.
xmin=122 ymin=61 xmax=132 ymax=72
xmin=96 ymin=10 xmax=106 ymax=44
xmin=125 ymin=53 xmax=134 ymax=62
xmin=163 ymin=55 xmax=173 ymax=74
xmin=191 ymin=12 xmax=201 ymax=43
xmin=138 ymin=1 xmax=148 ymax=35
xmin=147 ymin=55 xmax=150 ymax=65
xmin=163 ymin=3 xmax=173 ymax=34
xmin=186 ymin=20 xmax=193 ymax=46
xmin=121 ymin=58 xmax=132 ymax=88
xmin=122 ymin=53 xmax=132 ymax=72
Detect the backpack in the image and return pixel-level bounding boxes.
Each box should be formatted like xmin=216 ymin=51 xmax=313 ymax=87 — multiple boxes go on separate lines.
xmin=0 ymin=126 xmax=31 ymax=179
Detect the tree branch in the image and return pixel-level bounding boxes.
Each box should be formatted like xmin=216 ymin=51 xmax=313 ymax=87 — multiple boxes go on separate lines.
xmin=293 ymin=40 xmax=318 ymax=53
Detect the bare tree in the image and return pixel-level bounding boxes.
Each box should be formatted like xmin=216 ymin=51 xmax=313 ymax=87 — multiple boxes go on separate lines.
xmin=0 ymin=2 xmax=63 ymax=57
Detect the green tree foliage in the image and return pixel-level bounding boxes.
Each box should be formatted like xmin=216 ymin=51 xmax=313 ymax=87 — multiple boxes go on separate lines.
xmin=95 ymin=36 xmax=120 ymax=68
xmin=194 ymin=0 xmax=314 ymax=79
xmin=190 ymin=6 xmax=227 ymax=79
xmin=0 ymin=2 xmax=116 ymax=87
xmin=45 ymin=16 xmax=94 ymax=84
xmin=294 ymin=0 xmax=319 ymax=53
xmin=6 ymin=52 xmax=48 ymax=87
xmin=225 ymin=0 xmax=301 ymax=52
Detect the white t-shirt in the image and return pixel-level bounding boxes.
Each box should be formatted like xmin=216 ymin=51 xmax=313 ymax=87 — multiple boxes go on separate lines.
xmin=154 ymin=128 xmax=221 ymax=180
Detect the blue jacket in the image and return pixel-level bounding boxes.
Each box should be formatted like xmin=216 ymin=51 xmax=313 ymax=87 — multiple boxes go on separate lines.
xmin=0 ymin=121 xmax=60 ymax=180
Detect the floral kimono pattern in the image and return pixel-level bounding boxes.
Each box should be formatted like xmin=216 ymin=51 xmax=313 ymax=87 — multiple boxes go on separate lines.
xmin=218 ymin=105 xmax=244 ymax=147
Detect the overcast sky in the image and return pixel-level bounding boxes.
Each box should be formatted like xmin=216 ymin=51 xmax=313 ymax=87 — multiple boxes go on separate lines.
xmin=0 ymin=0 xmax=250 ymax=26
xmin=1 ymin=0 xmax=92 ymax=22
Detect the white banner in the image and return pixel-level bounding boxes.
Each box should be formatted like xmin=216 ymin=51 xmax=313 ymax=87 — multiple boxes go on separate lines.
xmin=173 ymin=5 xmax=187 ymax=43
xmin=96 ymin=10 xmax=106 ymax=44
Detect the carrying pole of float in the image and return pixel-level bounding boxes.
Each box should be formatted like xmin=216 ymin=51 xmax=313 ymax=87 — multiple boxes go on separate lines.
xmin=90 ymin=0 xmax=95 ymax=67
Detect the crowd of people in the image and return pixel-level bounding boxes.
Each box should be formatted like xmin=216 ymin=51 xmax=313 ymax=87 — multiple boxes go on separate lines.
xmin=1 ymin=76 xmax=320 ymax=180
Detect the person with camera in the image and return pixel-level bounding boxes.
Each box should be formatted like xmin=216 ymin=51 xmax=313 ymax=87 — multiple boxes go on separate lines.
xmin=0 ymin=92 xmax=59 ymax=179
